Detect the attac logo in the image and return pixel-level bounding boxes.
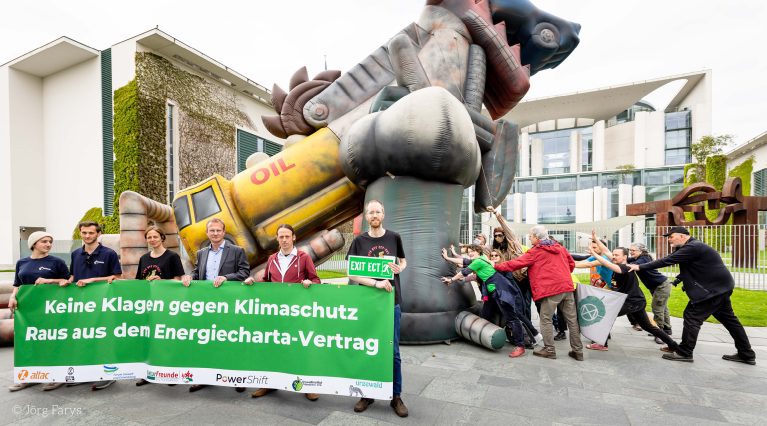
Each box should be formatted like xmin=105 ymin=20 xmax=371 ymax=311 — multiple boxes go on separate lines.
xmin=182 ymin=371 xmax=194 ymax=383
xmin=17 ymin=369 xmax=49 ymax=381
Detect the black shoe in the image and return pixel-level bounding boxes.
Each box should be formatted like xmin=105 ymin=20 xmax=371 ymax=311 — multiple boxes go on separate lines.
xmin=554 ymin=331 xmax=566 ymax=341
xmin=663 ymin=328 xmax=672 ymax=336
xmin=722 ymin=353 xmax=756 ymax=365
xmin=354 ymin=398 xmax=374 ymax=413
xmin=655 ymin=337 xmax=664 ymax=344
xmin=662 ymin=352 xmax=693 ymax=362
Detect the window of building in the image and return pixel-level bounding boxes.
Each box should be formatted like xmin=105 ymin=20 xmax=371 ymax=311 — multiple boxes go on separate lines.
xmin=580 ymin=128 xmax=593 ymax=171
xmin=643 ymin=166 xmax=685 ymax=201
xmin=538 ymin=192 xmax=575 ymax=224
xmin=665 ymin=111 xmax=692 ymax=165
xmin=578 ymin=174 xmax=599 ymax=189
xmin=236 ymin=129 xmax=283 ymax=172
xmin=606 ymin=101 xmax=655 ymax=127
xmin=516 ymin=179 xmax=535 ymax=193
xmin=537 ymin=176 xmax=575 ymax=193
xmin=166 ymin=103 xmax=180 ymax=204
xmin=754 ymin=168 xmax=767 ymax=223
xmin=537 ymin=129 xmax=571 ymax=174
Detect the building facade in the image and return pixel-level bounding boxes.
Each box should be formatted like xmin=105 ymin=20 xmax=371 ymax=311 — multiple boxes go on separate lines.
xmin=462 ymin=71 xmax=713 ymax=250
xmin=0 ymin=29 xmax=283 ymax=265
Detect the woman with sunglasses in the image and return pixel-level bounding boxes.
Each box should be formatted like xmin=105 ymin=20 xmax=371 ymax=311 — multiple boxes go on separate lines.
xmin=8 ymin=231 xmax=69 ymax=392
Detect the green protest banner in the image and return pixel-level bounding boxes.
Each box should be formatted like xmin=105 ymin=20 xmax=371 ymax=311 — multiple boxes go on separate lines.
xmin=13 ymin=281 xmax=394 ymax=399
xmin=347 ymin=255 xmax=395 ymax=280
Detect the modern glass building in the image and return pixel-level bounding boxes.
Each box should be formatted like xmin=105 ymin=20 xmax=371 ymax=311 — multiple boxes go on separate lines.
xmin=461 ymin=71 xmax=712 ymax=249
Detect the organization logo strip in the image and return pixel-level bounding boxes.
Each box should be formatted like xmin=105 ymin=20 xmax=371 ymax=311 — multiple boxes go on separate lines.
xmin=14 ymin=365 xmax=393 ymax=400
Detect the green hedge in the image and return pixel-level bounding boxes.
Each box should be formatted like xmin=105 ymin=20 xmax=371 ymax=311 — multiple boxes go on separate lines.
xmin=728 ymin=156 xmax=754 ymax=196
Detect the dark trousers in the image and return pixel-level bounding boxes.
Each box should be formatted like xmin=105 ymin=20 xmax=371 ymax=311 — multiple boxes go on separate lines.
xmin=393 ymin=304 xmax=402 ymax=395
xmin=600 ymin=302 xmax=677 ymax=349
xmin=481 ymin=296 xmax=538 ymax=343
xmin=676 ymin=291 xmax=755 ymax=359
xmin=516 ymin=277 xmax=533 ymax=321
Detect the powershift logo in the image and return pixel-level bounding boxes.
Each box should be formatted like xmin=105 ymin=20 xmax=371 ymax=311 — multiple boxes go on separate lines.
xmin=215 ymin=374 xmax=269 ymax=385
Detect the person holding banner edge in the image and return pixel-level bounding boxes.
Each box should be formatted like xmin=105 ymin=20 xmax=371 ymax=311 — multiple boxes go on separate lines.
xmin=8 ymin=231 xmax=70 ymax=392
xmin=627 ymin=226 xmax=756 ymax=365
xmin=64 ymin=221 xmax=122 ymax=391
xmin=135 ymin=226 xmax=184 ymax=387
xmin=586 ymin=245 xmax=678 ymax=352
xmin=181 ymin=218 xmax=250 ymax=393
xmin=346 ymin=200 xmax=409 ymax=418
xmin=246 ymin=223 xmax=321 ymax=401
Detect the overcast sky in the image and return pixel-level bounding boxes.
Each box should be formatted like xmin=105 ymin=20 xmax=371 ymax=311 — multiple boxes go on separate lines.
xmin=2 ymin=0 xmax=765 ymax=145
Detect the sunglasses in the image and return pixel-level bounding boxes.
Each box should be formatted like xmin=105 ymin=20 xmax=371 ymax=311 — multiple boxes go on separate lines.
xmin=494 ymin=234 xmax=504 ymax=237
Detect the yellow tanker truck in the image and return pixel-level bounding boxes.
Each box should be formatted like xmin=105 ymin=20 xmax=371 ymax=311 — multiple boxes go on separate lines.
xmin=172 ymin=128 xmax=363 ymax=270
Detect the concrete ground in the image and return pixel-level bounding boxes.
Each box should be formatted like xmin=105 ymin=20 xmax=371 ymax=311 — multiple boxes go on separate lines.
xmin=1 ymin=312 xmax=766 ymax=425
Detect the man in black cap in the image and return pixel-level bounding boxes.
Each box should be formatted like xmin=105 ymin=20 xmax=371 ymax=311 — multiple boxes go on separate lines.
xmin=628 ymin=226 xmax=755 ymax=365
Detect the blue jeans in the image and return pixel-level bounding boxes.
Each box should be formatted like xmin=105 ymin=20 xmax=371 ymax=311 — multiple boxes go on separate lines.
xmin=393 ymin=304 xmax=402 ymax=396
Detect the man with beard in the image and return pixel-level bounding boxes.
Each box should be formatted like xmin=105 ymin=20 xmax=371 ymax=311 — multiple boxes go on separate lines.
xmin=347 ymin=200 xmax=408 ymax=418
xmin=628 ymin=227 xmax=755 ymax=365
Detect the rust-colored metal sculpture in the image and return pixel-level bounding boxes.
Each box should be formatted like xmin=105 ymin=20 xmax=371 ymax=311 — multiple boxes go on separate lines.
xmin=626 ymin=177 xmax=767 ymax=266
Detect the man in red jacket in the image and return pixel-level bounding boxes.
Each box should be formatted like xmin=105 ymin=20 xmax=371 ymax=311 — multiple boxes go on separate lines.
xmin=495 ymin=225 xmax=583 ymax=361
xmin=246 ymin=223 xmax=321 ymax=400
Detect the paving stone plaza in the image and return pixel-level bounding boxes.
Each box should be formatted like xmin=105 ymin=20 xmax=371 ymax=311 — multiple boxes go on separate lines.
xmin=2 ymin=313 xmax=765 ymax=425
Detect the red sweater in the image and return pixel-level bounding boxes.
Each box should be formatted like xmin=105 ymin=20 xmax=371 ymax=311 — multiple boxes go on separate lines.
xmin=495 ymin=241 xmax=574 ymax=301
xmin=264 ymin=250 xmax=321 ymax=284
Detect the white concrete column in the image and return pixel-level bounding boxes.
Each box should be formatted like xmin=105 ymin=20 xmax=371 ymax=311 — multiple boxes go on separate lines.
xmin=531 ymin=136 xmax=543 ymax=176
xmin=570 ymin=130 xmax=579 ymax=173
xmin=618 ymin=183 xmax=633 ymax=247
xmin=601 ymin=187 xmax=609 ymax=220
xmin=633 ymin=112 xmax=649 ymax=169
xmin=575 ymin=188 xmax=593 ymax=223
xmin=519 ymin=131 xmax=530 ymax=177
xmin=592 ymin=186 xmax=602 ymax=221
xmin=592 ymin=120 xmax=606 ymax=172
xmin=512 ymin=193 xmax=523 ymax=223
xmin=632 ymin=185 xmax=646 ymax=244
xmin=525 ymin=192 xmax=538 ymax=224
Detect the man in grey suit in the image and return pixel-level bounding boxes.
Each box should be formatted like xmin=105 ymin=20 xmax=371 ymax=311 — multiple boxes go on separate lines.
xmin=181 ymin=218 xmax=250 ymax=287
xmin=180 ymin=217 xmax=250 ymax=393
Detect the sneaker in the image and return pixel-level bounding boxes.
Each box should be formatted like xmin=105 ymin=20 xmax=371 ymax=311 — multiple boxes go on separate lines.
xmin=722 ymin=353 xmax=756 ymax=365
xmin=586 ymin=343 xmax=608 ymax=351
xmin=568 ymin=351 xmax=584 ymax=361
xmin=91 ymin=380 xmax=116 ymax=391
xmin=8 ymin=382 xmax=38 ymax=392
xmin=509 ymin=346 xmax=525 ymax=358
xmin=632 ymin=324 xmax=642 ymax=331
xmin=655 ymin=337 xmax=664 ymax=344
xmin=533 ymin=347 xmax=556 ymax=359
xmin=660 ymin=346 xmax=674 ymax=353
xmin=305 ymin=393 xmax=320 ymax=401
xmin=554 ymin=331 xmax=567 ymax=341
xmin=251 ymin=388 xmax=276 ymax=398
xmin=390 ymin=395 xmax=409 ymax=417
xmin=354 ymin=397 xmax=374 ymax=413
xmin=42 ymin=382 xmax=65 ymax=391
xmin=662 ymin=352 xmax=693 ymax=362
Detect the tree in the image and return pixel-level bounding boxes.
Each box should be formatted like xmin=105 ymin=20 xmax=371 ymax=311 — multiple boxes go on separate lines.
xmin=690 ymin=134 xmax=733 ymax=180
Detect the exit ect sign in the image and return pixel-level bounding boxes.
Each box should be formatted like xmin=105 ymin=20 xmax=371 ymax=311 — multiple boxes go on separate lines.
xmin=347 ymin=255 xmax=395 ymax=280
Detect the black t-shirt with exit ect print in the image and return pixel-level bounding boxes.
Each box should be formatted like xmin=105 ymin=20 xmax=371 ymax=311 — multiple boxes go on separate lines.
xmin=347 ymin=230 xmax=406 ymax=305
